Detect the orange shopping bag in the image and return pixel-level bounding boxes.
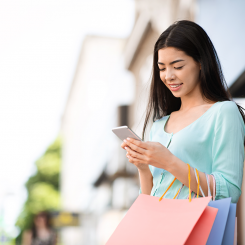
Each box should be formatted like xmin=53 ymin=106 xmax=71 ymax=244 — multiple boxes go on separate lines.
xmin=106 ymin=164 xmax=218 ymax=245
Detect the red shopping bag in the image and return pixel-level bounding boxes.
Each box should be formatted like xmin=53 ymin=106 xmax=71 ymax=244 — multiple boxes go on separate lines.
xmin=106 ymin=164 xmax=217 ymax=245
xmin=106 ymin=195 xmax=217 ymax=245
xmin=106 ymin=164 xmax=218 ymax=245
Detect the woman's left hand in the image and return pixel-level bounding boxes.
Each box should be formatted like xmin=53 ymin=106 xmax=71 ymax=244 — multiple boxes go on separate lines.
xmin=124 ymin=138 xmax=174 ymax=170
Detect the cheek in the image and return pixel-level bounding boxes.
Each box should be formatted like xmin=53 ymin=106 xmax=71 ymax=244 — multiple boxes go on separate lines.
xmin=159 ymin=72 xmax=166 ymax=83
xmin=181 ymin=66 xmax=199 ymax=85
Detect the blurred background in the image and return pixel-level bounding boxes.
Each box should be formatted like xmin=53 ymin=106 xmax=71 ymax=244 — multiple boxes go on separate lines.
xmin=1 ymin=0 xmax=245 ymax=244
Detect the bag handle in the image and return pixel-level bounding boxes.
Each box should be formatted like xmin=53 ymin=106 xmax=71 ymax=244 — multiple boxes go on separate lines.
xmin=193 ymin=167 xmax=205 ymax=197
xmin=203 ymin=172 xmax=215 ymax=201
xmin=174 ymin=184 xmax=184 ymax=199
xmin=193 ymin=169 xmax=216 ymax=201
xmin=159 ymin=163 xmax=193 ymax=202
xmin=204 ymin=173 xmax=211 ymax=197
xmin=210 ymin=174 xmax=216 ymax=201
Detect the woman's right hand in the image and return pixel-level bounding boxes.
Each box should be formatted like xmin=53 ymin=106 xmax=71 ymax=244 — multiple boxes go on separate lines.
xmin=121 ymin=141 xmax=149 ymax=171
xmin=121 ymin=140 xmax=153 ymax=195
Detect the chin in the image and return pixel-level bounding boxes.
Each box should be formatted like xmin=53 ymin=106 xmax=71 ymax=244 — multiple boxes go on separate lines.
xmin=170 ymin=90 xmax=184 ymax=98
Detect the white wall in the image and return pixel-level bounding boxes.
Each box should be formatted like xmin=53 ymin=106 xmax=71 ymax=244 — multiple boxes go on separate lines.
xmin=196 ymin=0 xmax=245 ymax=87
xmin=61 ymin=36 xmax=135 ymax=245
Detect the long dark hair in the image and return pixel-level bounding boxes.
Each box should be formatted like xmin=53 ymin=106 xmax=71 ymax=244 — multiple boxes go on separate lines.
xmin=142 ymin=20 xmax=245 ymax=145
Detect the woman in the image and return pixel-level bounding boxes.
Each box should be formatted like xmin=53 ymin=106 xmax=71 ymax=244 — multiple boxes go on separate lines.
xmin=121 ymin=20 xmax=245 ymax=203
xmin=22 ymin=211 xmax=57 ymax=245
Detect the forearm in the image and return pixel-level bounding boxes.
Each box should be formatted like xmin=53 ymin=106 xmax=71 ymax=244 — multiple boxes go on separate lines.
xmin=166 ymin=155 xmax=214 ymax=197
xmin=22 ymin=231 xmax=32 ymax=245
xmin=138 ymin=166 xmax=153 ymax=195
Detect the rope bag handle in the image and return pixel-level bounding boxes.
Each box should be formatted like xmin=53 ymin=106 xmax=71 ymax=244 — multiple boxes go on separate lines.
xmin=159 ymin=163 xmax=196 ymax=202
xmin=193 ymin=168 xmax=216 ymax=201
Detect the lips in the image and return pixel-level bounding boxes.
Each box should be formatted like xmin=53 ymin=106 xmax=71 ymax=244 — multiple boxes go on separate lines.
xmin=169 ymin=83 xmax=183 ymax=87
xmin=169 ymin=83 xmax=183 ymax=91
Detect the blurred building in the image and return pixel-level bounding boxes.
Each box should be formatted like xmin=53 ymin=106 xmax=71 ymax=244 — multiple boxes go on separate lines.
xmin=61 ymin=1 xmax=196 ymax=244
xmin=124 ymin=0 xmax=196 ymax=135
xmin=61 ymin=0 xmax=245 ymax=245
xmin=60 ymin=35 xmax=138 ymax=245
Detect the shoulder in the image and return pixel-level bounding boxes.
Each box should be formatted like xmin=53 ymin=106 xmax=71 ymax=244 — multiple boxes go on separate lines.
xmin=151 ymin=116 xmax=169 ymax=131
xmin=218 ymin=100 xmax=239 ymax=111
xmin=22 ymin=230 xmax=32 ymax=237
xmin=22 ymin=230 xmax=32 ymax=244
xmin=50 ymin=229 xmax=57 ymax=240
xmin=153 ymin=115 xmax=169 ymax=124
xmin=215 ymin=100 xmax=245 ymax=132
xmin=216 ymin=101 xmax=243 ymax=119
xmin=148 ymin=116 xmax=169 ymax=140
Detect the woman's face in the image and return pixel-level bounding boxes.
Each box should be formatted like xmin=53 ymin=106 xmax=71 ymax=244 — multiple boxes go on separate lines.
xmin=34 ymin=214 xmax=47 ymax=228
xmin=158 ymin=47 xmax=201 ymax=98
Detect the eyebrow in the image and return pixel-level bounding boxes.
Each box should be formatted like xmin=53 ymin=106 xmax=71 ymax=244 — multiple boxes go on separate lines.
xmin=157 ymin=59 xmax=184 ymax=65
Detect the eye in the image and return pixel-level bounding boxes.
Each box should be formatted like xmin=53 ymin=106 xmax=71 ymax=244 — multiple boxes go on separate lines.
xmin=159 ymin=68 xmax=165 ymax=71
xmin=175 ymin=66 xmax=184 ymax=70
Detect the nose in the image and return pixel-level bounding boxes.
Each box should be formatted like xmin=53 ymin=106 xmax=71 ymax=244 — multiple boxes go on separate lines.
xmin=165 ymin=69 xmax=175 ymax=82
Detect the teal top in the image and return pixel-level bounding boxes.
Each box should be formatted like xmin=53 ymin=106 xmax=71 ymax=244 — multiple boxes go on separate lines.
xmin=139 ymin=101 xmax=245 ymax=203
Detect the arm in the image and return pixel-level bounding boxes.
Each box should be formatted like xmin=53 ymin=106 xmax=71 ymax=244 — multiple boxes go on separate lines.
xmin=121 ymin=140 xmax=153 ymax=195
xmin=21 ymin=230 xmax=32 ymax=245
xmin=121 ymin=128 xmax=154 ymax=195
xmin=53 ymin=231 xmax=58 ymax=245
xmin=138 ymin=167 xmax=153 ymax=195
xmin=166 ymin=154 xmax=213 ymax=197
xmin=210 ymin=101 xmax=245 ymax=202
xmin=124 ymin=102 xmax=245 ymax=201
xmin=125 ymin=140 xmax=212 ymax=197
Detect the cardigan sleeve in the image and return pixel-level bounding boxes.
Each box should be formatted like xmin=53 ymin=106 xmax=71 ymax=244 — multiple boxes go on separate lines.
xmin=211 ymin=101 xmax=245 ymax=203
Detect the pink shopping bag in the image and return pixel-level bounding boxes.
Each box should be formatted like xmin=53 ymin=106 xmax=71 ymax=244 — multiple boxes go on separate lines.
xmin=106 ymin=195 xmax=217 ymax=245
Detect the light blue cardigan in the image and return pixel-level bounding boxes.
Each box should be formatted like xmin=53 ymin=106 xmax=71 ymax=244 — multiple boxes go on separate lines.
xmin=140 ymin=101 xmax=245 ymax=203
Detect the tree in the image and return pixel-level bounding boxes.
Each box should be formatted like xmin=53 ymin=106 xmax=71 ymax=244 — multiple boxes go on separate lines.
xmin=15 ymin=136 xmax=61 ymax=242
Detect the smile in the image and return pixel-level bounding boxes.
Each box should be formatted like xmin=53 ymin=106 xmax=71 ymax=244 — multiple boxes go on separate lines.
xmin=169 ymin=83 xmax=183 ymax=91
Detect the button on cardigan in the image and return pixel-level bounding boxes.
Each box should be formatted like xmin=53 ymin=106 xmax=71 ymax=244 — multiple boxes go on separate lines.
xmin=139 ymin=101 xmax=245 ymax=203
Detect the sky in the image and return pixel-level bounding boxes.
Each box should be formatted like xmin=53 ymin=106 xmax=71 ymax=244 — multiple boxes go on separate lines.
xmin=0 ymin=0 xmax=134 ymax=236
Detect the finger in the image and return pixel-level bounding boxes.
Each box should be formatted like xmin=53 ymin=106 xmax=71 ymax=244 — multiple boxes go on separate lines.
xmin=127 ymin=153 xmax=146 ymax=165
xmin=124 ymin=139 xmax=147 ymax=154
xmin=121 ymin=141 xmax=132 ymax=150
xmin=126 ymin=153 xmax=139 ymax=163
xmin=125 ymin=138 xmax=149 ymax=150
xmin=126 ymin=138 xmax=149 ymax=149
xmin=125 ymin=147 xmax=145 ymax=161
xmin=121 ymin=142 xmax=127 ymax=149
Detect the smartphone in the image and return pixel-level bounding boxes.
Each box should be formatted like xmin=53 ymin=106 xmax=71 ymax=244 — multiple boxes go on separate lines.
xmin=112 ymin=126 xmax=142 ymax=141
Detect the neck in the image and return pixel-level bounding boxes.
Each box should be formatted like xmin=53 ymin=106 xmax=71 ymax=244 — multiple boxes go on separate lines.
xmin=179 ymin=86 xmax=212 ymax=111
xmin=179 ymin=99 xmax=207 ymax=111
xmin=36 ymin=225 xmax=49 ymax=231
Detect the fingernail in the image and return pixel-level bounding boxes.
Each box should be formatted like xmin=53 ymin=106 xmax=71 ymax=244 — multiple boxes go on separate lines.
xmin=127 ymin=138 xmax=130 ymax=140
xmin=125 ymin=147 xmax=128 ymax=150
xmin=124 ymin=139 xmax=127 ymax=143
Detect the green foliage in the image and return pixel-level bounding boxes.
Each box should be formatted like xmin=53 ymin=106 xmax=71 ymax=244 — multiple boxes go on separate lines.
xmin=15 ymin=136 xmax=62 ymax=236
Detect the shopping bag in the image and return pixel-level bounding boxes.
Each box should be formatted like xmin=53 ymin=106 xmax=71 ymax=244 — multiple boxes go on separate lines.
xmin=192 ymin=168 xmax=237 ymax=245
xmin=184 ymin=206 xmax=218 ymax=245
xmin=207 ymin=198 xmax=231 ymax=245
xmin=233 ymin=217 xmax=237 ymax=245
xmin=222 ymin=203 xmax=237 ymax=245
xmin=106 ymin=164 xmax=218 ymax=245
xmin=106 ymin=195 xmax=216 ymax=245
